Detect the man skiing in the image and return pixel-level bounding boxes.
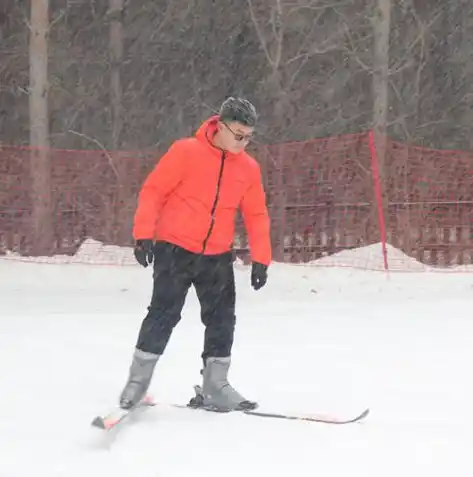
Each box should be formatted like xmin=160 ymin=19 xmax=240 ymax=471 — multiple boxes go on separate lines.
xmin=119 ymin=97 xmax=272 ymax=412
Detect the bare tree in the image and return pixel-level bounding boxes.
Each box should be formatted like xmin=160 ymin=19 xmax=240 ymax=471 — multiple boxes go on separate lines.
xmin=108 ymin=0 xmax=129 ymax=243
xmin=3 ymin=1 xmax=472 ymax=151
xmin=246 ymin=0 xmax=346 ymax=137
xmin=109 ymin=0 xmax=123 ymax=150
xmin=29 ymin=0 xmax=52 ymax=254
xmin=245 ymin=0 xmax=349 ymax=259
xmin=372 ymin=0 xmax=391 ymax=172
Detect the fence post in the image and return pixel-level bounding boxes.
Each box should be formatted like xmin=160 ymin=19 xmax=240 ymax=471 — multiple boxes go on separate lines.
xmin=368 ymin=130 xmax=389 ymax=272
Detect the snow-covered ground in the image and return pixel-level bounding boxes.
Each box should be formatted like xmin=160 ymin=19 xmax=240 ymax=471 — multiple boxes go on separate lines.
xmin=1 ymin=242 xmax=473 ymax=476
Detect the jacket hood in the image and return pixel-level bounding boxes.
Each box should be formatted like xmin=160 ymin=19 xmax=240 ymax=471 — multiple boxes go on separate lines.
xmin=195 ymin=115 xmax=246 ymax=159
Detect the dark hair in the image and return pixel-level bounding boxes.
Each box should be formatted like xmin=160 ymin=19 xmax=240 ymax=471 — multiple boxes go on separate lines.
xmin=219 ymin=97 xmax=257 ymax=127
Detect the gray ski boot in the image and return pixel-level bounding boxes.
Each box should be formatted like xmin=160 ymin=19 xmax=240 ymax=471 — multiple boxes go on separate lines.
xmin=188 ymin=357 xmax=257 ymax=412
xmin=119 ymin=348 xmax=160 ymax=409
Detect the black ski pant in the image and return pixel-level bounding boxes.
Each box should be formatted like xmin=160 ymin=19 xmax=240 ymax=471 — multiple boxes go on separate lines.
xmin=135 ymin=241 xmax=236 ymax=364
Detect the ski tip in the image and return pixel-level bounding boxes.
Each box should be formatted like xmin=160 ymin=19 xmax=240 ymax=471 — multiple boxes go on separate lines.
xmin=142 ymin=395 xmax=157 ymax=406
xmin=92 ymin=416 xmax=121 ymax=430
xmin=91 ymin=416 xmax=106 ymax=429
xmin=242 ymin=406 xmax=370 ymax=425
xmin=332 ymin=407 xmax=370 ymax=424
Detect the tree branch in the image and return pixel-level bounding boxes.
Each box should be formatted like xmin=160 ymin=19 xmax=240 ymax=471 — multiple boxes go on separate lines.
xmin=68 ymin=129 xmax=118 ymax=177
xmin=246 ymin=0 xmax=275 ymax=68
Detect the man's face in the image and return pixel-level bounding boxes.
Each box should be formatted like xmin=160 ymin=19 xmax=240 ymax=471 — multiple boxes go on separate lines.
xmin=218 ymin=121 xmax=254 ymax=154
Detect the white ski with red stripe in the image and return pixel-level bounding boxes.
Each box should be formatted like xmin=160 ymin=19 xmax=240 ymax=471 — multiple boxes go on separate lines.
xmin=91 ymin=395 xmax=156 ymax=430
xmin=91 ymin=395 xmax=369 ymax=431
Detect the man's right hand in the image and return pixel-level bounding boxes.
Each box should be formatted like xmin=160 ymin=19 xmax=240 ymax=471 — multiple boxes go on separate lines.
xmin=134 ymin=239 xmax=155 ymax=267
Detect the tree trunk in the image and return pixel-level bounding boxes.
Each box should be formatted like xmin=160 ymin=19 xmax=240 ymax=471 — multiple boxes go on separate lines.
xmin=267 ymin=70 xmax=289 ymax=262
xmin=372 ymin=0 xmax=391 ymax=173
xmin=109 ymin=0 xmax=128 ymax=244
xmin=372 ymin=0 xmax=391 ymax=240
xmin=29 ymin=0 xmax=52 ymax=255
xmin=109 ymin=0 xmax=123 ymax=150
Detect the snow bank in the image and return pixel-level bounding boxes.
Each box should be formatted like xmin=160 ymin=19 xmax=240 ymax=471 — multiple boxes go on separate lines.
xmin=2 ymin=238 xmax=473 ymax=273
xmin=2 ymin=238 xmax=136 ymax=266
xmin=1 ymin=238 xmax=248 ymax=268
xmin=309 ymin=243 xmax=428 ymax=272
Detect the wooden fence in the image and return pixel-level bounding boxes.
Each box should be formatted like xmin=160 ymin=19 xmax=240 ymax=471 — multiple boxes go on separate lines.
xmin=2 ymin=131 xmax=473 ymax=269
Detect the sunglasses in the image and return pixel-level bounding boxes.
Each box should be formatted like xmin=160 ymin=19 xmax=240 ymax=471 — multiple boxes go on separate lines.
xmin=222 ymin=122 xmax=254 ymax=142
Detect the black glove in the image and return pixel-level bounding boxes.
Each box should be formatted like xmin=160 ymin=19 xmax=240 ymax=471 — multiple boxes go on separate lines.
xmin=251 ymin=262 xmax=268 ymax=290
xmin=134 ymin=239 xmax=155 ymax=268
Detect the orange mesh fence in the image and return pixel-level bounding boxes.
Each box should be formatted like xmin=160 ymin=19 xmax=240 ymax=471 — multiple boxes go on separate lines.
xmin=2 ymin=132 xmax=473 ymax=271
xmin=0 ymin=145 xmax=156 ymax=258
xmin=385 ymin=138 xmax=473 ymax=270
xmin=245 ymin=132 xmax=379 ymax=267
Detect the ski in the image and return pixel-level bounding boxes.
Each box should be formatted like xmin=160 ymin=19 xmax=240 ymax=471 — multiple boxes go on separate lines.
xmin=181 ymin=386 xmax=369 ymax=424
xmin=165 ymin=402 xmax=369 ymax=425
xmin=91 ymin=396 xmax=369 ymax=430
xmin=242 ymin=407 xmax=370 ymax=424
xmin=91 ymin=395 xmax=156 ymax=431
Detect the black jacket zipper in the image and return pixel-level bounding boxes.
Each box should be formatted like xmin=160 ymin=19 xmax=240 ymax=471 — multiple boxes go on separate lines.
xmin=201 ymin=151 xmax=226 ymax=253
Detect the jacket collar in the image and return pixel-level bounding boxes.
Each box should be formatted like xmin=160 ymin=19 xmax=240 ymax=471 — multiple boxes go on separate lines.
xmin=195 ymin=115 xmax=246 ymax=159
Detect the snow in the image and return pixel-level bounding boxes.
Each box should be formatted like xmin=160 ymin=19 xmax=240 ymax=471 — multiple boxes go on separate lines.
xmin=310 ymin=242 xmax=428 ymax=271
xmin=2 ymin=238 xmax=137 ymax=266
xmin=1 ymin=243 xmax=473 ymax=476
xmin=6 ymin=237 xmax=473 ymax=272
xmin=5 ymin=237 xmax=473 ymax=273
